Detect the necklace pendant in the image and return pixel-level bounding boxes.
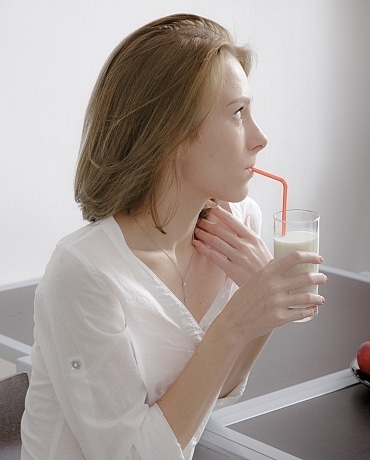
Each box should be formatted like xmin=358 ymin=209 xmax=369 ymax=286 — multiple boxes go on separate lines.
xmin=133 ymin=215 xmax=195 ymax=308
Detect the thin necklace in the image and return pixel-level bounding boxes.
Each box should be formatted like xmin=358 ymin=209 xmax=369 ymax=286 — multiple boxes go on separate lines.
xmin=133 ymin=215 xmax=195 ymax=305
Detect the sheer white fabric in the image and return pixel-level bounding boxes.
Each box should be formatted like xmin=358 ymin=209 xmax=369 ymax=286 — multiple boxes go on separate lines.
xmin=21 ymin=197 xmax=262 ymax=460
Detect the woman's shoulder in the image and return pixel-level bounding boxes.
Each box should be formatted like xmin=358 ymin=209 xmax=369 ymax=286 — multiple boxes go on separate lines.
xmin=55 ymin=216 xmax=121 ymax=252
xmin=44 ymin=217 xmax=125 ymax=279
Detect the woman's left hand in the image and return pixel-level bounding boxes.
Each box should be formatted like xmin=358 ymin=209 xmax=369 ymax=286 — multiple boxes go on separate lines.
xmin=193 ymin=205 xmax=273 ymax=286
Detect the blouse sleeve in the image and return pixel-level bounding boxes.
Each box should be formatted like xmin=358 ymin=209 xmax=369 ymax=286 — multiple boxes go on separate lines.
xmin=214 ymin=197 xmax=263 ymax=408
xmin=214 ymin=378 xmax=249 ymax=411
xmin=35 ymin=243 xmax=184 ymax=460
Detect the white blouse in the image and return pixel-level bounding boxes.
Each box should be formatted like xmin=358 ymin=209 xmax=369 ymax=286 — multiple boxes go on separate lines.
xmin=21 ymin=197 xmax=262 ymax=460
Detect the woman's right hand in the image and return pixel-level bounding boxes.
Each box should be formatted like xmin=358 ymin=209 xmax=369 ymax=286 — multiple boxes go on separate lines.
xmin=224 ymin=250 xmax=327 ymax=343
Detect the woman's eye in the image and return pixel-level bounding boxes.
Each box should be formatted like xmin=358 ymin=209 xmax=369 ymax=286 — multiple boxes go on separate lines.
xmin=233 ymin=107 xmax=244 ymax=120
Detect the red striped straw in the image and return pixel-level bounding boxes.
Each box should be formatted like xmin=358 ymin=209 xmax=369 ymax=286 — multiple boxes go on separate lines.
xmin=252 ymin=167 xmax=288 ymax=235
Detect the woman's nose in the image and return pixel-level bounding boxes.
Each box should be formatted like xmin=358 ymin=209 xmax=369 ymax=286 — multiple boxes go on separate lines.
xmin=247 ymin=119 xmax=268 ymax=153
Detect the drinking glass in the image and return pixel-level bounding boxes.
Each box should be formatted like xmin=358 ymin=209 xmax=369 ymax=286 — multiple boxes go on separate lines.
xmin=273 ymin=209 xmax=320 ymax=322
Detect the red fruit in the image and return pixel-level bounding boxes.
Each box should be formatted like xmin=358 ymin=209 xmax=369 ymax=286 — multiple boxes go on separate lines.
xmin=357 ymin=341 xmax=370 ymax=375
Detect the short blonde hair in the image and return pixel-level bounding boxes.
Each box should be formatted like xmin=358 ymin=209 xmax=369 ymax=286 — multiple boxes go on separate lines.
xmin=74 ymin=13 xmax=253 ymax=227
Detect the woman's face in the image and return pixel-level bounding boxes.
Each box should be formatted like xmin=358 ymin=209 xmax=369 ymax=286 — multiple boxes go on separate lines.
xmin=180 ymin=53 xmax=267 ymax=203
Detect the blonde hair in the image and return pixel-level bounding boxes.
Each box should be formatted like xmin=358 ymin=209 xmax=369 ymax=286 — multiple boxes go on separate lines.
xmin=74 ymin=13 xmax=253 ymax=228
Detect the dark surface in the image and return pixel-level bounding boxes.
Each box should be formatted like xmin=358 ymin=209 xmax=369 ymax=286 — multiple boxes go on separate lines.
xmin=0 ymin=373 xmax=29 ymax=460
xmin=242 ymin=270 xmax=370 ymax=401
xmin=231 ymin=383 xmax=370 ymax=460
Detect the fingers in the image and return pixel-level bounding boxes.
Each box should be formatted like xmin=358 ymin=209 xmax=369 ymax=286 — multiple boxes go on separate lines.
xmin=289 ymin=305 xmax=320 ymax=322
xmin=200 ymin=205 xmax=252 ymax=238
xmin=196 ymin=217 xmax=238 ymax=246
xmin=195 ymin=214 xmax=256 ymax=254
xmin=274 ymin=250 xmax=324 ymax=273
xmin=287 ymin=290 xmax=326 ymax=308
xmin=265 ymin=287 xmax=325 ymax=326
xmin=286 ymin=271 xmax=328 ymax=292
xmin=271 ymin=252 xmax=326 ymax=302
xmin=194 ymin=225 xmax=238 ymax=258
xmin=192 ymin=237 xmax=231 ymax=268
xmin=195 ymin=210 xmax=273 ymax=287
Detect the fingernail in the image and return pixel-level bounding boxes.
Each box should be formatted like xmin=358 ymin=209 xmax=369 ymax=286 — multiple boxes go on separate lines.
xmin=319 ymin=256 xmax=324 ymax=263
xmin=192 ymin=238 xmax=200 ymax=246
xmin=321 ymin=296 xmax=325 ymax=304
xmin=206 ymin=199 xmax=218 ymax=208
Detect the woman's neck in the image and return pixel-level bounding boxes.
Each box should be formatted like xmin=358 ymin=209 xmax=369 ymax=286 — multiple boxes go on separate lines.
xmin=133 ymin=204 xmax=199 ymax=256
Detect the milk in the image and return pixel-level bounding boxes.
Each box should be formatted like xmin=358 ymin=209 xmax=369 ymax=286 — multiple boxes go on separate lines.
xmin=274 ymin=230 xmax=319 ymax=304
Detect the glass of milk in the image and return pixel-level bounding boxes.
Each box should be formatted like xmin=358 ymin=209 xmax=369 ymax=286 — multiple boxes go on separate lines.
xmin=273 ymin=209 xmax=320 ymax=322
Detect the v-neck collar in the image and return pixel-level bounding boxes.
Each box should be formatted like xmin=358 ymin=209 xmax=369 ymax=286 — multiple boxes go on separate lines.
xmin=101 ymin=216 xmax=233 ymax=332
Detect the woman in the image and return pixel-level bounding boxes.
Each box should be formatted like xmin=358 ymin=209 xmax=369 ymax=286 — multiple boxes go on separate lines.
xmin=21 ymin=13 xmax=326 ymax=459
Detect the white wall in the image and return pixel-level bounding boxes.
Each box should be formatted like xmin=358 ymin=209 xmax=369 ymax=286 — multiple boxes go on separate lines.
xmin=1 ymin=0 xmax=369 ymax=287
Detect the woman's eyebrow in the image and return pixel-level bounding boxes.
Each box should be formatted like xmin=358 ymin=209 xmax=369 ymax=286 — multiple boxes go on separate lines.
xmin=227 ymin=96 xmax=252 ymax=106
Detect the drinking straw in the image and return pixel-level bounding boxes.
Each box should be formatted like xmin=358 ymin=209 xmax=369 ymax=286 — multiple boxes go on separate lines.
xmin=252 ymin=167 xmax=288 ymax=235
